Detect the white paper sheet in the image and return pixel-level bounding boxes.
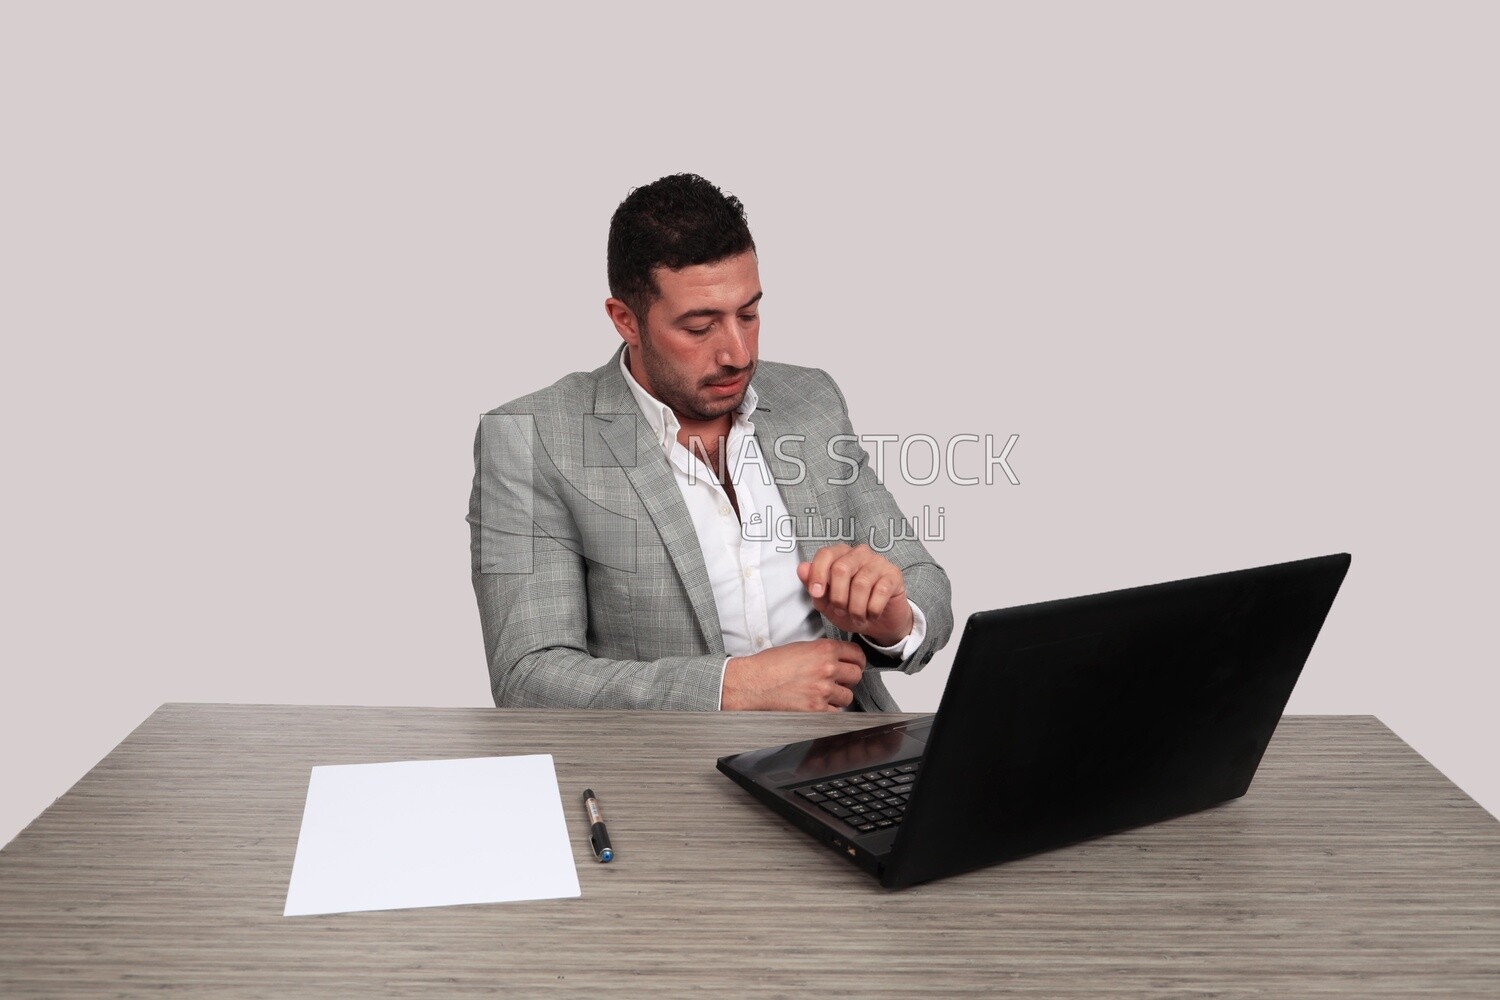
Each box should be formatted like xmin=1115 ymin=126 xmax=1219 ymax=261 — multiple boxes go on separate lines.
xmin=284 ymin=754 xmax=581 ymax=916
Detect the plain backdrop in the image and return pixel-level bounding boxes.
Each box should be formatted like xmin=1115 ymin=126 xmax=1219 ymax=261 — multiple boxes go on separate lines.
xmin=2 ymin=1 xmax=1496 ymax=847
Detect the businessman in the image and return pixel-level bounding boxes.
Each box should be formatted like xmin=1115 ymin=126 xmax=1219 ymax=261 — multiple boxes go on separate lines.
xmin=469 ymin=173 xmax=953 ymax=711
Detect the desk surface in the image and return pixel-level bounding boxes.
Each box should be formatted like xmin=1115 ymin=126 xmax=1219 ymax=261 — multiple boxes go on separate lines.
xmin=2 ymin=705 xmax=1498 ymax=998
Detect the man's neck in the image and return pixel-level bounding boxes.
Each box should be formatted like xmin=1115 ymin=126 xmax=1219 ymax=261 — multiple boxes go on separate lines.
xmin=676 ymin=415 xmax=733 ymax=456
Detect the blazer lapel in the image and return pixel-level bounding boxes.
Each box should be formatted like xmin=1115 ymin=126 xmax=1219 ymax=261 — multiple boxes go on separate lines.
xmin=747 ymin=402 xmax=823 ymax=564
xmin=749 ymin=399 xmax=844 ymax=642
xmin=592 ymin=350 xmax=724 ymax=654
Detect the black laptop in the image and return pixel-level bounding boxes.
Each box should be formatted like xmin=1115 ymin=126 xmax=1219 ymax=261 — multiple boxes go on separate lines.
xmin=716 ymin=553 xmax=1351 ymax=889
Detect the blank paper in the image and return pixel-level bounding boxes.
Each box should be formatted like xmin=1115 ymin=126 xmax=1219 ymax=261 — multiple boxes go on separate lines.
xmin=284 ymin=754 xmax=581 ymax=916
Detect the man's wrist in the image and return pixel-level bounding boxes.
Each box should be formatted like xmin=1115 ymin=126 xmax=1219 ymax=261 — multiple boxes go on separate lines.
xmin=718 ymin=655 xmax=734 ymax=711
xmin=860 ymin=601 xmax=928 ymax=661
xmin=861 ymin=606 xmax=915 ymax=648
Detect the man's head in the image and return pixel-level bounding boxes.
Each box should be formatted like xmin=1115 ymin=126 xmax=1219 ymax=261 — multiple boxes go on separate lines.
xmin=605 ymin=174 xmax=761 ymax=424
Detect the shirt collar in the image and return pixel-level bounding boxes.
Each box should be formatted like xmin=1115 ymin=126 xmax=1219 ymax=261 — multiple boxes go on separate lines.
xmin=618 ymin=346 xmax=759 ymax=455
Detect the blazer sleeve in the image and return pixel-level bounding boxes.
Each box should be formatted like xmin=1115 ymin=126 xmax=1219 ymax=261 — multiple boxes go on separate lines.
xmin=468 ymin=411 xmax=725 ymax=710
xmin=819 ymin=370 xmax=955 ymax=674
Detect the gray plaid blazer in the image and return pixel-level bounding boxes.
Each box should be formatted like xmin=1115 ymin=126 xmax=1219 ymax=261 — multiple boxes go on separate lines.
xmin=468 ymin=345 xmax=954 ymax=711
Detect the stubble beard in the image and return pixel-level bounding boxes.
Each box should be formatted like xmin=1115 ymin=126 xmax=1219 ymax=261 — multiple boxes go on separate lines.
xmin=636 ymin=330 xmax=753 ymax=423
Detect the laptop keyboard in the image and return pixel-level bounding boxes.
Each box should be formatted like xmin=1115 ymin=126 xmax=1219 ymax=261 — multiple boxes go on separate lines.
xmin=790 ymin=761 xmax=921 ymax=835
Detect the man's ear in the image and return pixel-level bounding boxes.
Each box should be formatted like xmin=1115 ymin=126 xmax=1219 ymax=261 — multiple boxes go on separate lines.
xmin=604 ymin=298 xmax=642 ymax=349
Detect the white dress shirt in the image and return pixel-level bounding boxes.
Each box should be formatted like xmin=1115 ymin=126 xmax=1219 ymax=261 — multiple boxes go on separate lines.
xmin=619 ymin=350 xmax=926 ymax=708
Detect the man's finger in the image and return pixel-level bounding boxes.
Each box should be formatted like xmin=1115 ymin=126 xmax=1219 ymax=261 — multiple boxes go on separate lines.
xmin=830 ymin=639 xmax=867 ymax=667
xmin=825 ymin=544 xmax=876 ymax=612
xmin=804 ymin=543 xmax=850 ymax=599
xmin=846 ymin=562 xmax=888 ymax=622
xmin=866 ymin=572 xmax=904 ymax=622
xmin=832 ymin=659 xmax=864 ymax=688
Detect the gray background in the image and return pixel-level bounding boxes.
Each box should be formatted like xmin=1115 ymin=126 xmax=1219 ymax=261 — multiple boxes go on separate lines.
xmin=2 ymin=1 xmax=1495 ymax=847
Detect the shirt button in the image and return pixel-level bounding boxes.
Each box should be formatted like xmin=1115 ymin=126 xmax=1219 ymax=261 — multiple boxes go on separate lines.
xmin=720 ymin=505 xmax=731 ymax=517
xmin=744 ymin=567 xmax=754 ymax=579
xmin=756 ymin=636 xmax=768 ymax=648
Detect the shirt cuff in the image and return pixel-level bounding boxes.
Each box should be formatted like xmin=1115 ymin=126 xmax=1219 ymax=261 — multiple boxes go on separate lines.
xmin=860 ymin=600 xmax=927 ymax=663
xmin=718 ymin=655 xmax=732 ymax=711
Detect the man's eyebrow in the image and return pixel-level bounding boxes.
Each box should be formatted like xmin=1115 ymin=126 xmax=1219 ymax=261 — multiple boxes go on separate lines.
xmin=672 ymin=291 xmax=764 ymax=325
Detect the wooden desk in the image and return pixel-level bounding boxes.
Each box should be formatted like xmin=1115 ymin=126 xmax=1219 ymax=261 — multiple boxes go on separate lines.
xmin=2 ymin=705 xmax=1498 ymax=997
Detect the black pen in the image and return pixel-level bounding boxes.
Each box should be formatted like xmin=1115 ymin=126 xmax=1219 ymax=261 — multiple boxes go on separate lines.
xmin=582 ymin=789 xmax=614 ymax=863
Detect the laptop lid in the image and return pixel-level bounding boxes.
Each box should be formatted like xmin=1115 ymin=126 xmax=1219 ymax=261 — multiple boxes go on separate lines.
xmin=882 ymin=552 xmax=1351 ymax=888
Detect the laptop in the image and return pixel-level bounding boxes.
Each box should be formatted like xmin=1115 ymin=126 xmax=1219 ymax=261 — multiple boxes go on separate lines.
xmin=716 ymin=552 xmax=1351 ymax=889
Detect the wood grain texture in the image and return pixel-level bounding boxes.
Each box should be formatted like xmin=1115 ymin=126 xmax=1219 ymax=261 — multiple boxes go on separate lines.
xmin=1 ymin=705 xmax=1498 ymax=998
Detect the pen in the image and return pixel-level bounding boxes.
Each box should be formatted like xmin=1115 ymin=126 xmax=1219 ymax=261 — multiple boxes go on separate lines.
xmin=582 ymin=788 xmax=614 ymax=863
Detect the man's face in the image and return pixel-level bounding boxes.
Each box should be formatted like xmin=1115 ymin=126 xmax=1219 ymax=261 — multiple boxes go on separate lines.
xmin=630 ymin=251 xmax=761 ymax=423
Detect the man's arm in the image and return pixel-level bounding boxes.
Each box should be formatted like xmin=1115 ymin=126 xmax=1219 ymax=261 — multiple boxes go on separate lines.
xmin=469 ymin=411 xmax=725 ymax=709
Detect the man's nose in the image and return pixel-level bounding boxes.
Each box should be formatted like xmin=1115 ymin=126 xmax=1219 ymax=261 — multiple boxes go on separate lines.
xmin=717 ymin=322 xmax=752 ymax=369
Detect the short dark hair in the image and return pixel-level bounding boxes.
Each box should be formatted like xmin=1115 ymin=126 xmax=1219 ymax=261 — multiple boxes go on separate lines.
xmin=607 ymin=173 xmax=756 ymax=327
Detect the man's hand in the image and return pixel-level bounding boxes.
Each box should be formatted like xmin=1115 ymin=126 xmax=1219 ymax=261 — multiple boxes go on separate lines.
xmin=798 ymin=543 xmax=915 ymax=647
xmin=722 ymin=639 xmax=867 ymax=712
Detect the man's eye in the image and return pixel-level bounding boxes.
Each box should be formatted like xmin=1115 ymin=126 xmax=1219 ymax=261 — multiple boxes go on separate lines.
xmin=686 ymin=325 xmax=712 ymax=335
xmin=740 ymin=314 xmax=758 ymax=323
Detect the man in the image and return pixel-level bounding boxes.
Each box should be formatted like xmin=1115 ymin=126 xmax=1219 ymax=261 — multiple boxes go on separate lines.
xmin=469 ymin=174 xmax=952 ymax=711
